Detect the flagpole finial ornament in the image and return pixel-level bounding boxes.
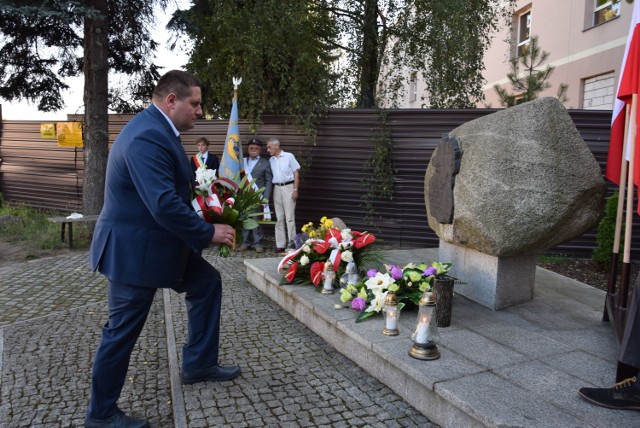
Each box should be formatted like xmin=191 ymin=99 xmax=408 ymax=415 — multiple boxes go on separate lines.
xmin=233 ymin=77 xmax=242 ymax=89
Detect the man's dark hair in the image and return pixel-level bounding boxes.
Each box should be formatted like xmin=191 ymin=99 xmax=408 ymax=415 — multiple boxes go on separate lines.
xmin=153 ymin=70 xmax=201 ymax=100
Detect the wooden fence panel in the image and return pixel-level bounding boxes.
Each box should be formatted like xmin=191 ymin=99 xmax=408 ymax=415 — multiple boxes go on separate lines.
xmin=0 ymin=108 xmax=626 ymax=258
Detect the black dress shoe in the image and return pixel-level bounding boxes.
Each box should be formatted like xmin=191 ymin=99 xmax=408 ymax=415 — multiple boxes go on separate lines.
xmin=85 ymin=408 xmax=149 ymax=428
xmin=578 ymin=376 xmax=640 ymax=410
xmin=181 ymin=364 xmax=241 ymax=384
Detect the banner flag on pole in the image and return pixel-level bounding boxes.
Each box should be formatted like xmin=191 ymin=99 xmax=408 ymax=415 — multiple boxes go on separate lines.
xmin=219 ymin=77 xmax=243 ymax=184
xmin=606 ymin=2 xmax=640 ymax=188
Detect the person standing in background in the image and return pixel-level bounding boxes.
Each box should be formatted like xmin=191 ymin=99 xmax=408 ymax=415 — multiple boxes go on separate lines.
xmin=266 ymin=137 xmax=300 ymax=253
xmin=240 ymin=138 xmax=272 ymax=253
xmin=190 ymin=137 xmax=219 ymax=173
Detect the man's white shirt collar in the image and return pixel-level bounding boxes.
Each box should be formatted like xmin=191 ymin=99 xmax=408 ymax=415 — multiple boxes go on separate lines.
xmin=152 ymin=103 xmax=180 ymax=137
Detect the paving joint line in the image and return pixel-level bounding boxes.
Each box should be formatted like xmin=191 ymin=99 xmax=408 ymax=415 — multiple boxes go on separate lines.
xmin=162 ymin=288 xmax=187 ymax=428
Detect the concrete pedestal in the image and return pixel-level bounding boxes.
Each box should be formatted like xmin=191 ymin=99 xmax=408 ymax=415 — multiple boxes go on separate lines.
xmin=439 ymin=241 xmax=536 ymax=310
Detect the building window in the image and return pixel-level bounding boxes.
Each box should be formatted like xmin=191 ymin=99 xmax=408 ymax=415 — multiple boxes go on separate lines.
xmin=593 ymin=0 xmax=620 ymax=26
xmin=409 ymin=72 xmax=417 ymax=103
xmin=516 ymin=10 xmax=531 ymax=57
xmin=583 ymin=72 xmax=615 ymax=109
xmin=513 ymin=94 xmax=527 ymax=105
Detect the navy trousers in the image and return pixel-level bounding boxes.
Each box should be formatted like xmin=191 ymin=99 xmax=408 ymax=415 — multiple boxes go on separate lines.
xmin=620 ymin=284 xmax=640 ymax=369
xmin=87 ymin=254 xmax=222 ymax=419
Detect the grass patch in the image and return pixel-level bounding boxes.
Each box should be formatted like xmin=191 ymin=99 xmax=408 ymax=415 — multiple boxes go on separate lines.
xmin=0 ymin=200 xmax=92 ymax=250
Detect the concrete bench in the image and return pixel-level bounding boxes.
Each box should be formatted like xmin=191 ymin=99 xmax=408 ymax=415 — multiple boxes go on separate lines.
xmin=47 ymin=215 xmax=99 ymax=249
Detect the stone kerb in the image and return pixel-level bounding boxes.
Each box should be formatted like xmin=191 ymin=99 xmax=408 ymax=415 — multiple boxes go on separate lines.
xmin=424 ymin=97 xmax=605 ymax=310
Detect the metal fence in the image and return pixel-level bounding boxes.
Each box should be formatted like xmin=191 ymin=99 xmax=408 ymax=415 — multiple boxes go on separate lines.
xmin=0 ymin=107 xmax=625 ymax=258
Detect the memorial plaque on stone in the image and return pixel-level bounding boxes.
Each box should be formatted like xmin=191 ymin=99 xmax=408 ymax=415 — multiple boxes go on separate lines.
xmin=427 ymin=134 xmax=461 ymax=224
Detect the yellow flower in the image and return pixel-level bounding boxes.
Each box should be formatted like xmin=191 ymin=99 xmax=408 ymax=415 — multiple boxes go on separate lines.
xmin=325 ymin=219 xmax=333 ymax=228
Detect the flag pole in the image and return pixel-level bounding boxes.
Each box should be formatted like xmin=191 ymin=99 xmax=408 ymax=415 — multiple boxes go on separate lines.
xmin=605 ymin=105 xmax=631 ymax=321
xmin=620 ymin=94 xmax=638 ymax=311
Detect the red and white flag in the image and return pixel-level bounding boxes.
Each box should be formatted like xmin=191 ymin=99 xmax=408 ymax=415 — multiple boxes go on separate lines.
xmin=606 ymin=2 xmax=640 ymax=192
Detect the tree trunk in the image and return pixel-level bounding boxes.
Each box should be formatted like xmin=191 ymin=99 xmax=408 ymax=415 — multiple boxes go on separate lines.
xmin=82 ymin=0 xmax=109 ymax=226
xmin=358 ymin=0 xmax=378 ymax=108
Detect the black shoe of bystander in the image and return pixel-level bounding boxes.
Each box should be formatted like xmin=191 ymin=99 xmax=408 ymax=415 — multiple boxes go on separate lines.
xmin=578 ymin=376 xmax=640 ymax=411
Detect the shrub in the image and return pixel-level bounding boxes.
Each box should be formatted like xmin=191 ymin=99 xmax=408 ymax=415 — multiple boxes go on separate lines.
xmin=592 ymin=192 xmax=621 ymax=269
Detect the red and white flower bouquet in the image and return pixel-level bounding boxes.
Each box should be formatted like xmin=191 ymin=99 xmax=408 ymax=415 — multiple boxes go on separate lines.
xmin=277 ymin=217 xmax=381 ymax=288
xmin=192 ymin=161 xmax=267 ymax=257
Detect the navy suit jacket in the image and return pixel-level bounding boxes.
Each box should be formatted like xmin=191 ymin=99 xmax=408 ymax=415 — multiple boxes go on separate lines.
xmin=89 ymin=105 xmax=214 ymax=287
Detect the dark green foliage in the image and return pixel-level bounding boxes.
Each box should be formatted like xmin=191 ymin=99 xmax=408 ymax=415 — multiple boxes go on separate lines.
xmin=592 ymin=192 xmax=621 ymax=268
xmin=178 ymin=0 xmax=516 ymax=118
xmin=361 ymin=110 xmax=395 ymax=222
xmin=0 ymin=0 xmax=166 ymax=113
xmin=172 ymin=0 xmax=339 ymax=130
xmin=382 ymin=0 xmax=516 ymax=108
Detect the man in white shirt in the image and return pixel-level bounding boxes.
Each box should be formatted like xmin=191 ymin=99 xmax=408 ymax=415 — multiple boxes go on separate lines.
xmin=266 ymin=138 xmax=300 ymax=252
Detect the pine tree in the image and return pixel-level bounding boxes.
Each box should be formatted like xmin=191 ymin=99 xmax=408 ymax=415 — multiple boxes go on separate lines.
xmin=494 ymin=35 xmax=569 ymax=107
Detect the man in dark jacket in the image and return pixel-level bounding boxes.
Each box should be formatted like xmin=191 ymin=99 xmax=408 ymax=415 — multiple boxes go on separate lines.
xmin=86 ymin=70 xmax=240 ymax=428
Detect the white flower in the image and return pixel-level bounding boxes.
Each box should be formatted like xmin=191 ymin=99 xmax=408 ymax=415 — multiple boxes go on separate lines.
xmin=365 ymin=272 xmax=393 ymax=292
xmin=341 ymin=229 xmax=353 ymax=242
xmin=300 ymin=255 xmax=310 ymax=266
xmin=341 ymin=250 xmax=353 ymax=262
xmin=302 ymin=244 xmax=311 ymax=253
xmin=365 ymin=290 xmax=388 ymax=313
xmin=195 ymin=167 xmax=217 ymax=191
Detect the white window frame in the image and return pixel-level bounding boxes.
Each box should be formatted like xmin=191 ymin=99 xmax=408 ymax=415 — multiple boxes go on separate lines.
xmin=409 ymin=72 xmax=418 ymax=103
xmin=593 ymin=0 xmax=620 ymax=26
xmin=516 ymin=10 xmax=531 ymax=57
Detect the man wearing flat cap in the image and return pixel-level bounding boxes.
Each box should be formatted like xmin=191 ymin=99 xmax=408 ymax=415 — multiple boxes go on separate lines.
xmin=241 ymin=138 xmax=272 ymax=253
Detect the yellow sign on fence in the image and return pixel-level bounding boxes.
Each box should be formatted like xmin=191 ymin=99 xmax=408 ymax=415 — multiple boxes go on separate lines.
xmin=40 ymin=123 xmax=56 ymax=139
xmin=56 ymin=122 xmax=83 ymax=147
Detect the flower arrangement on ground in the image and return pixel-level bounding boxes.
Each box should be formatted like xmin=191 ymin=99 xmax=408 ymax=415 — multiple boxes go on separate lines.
xmin=341 ymin=261 xmax=453 ymax=322
xmin=191 ymin=160 xmax=267 ymax=256
xmin=277 ymin=217 xmax=381 ymax=286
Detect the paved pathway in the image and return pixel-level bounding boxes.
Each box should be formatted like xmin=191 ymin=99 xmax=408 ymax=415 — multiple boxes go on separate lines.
xmin=0 ymin=249 xmax=435 ymax=427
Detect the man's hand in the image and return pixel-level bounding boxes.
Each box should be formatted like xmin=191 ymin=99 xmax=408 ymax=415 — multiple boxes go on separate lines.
xmin=211 ymin=223 xmax=235 ymax=246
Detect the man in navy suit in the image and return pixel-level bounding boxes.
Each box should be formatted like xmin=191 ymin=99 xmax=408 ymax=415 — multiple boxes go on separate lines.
xmin=85 ymin=70 xmax=240 ymax=428
xmin=240 ymin=138 xmax=272 ymax=253
xmin=190 ymin=136 xmax=219 ymax=173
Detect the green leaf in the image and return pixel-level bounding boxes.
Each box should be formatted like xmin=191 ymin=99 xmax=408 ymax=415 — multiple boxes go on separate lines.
xmin=355 ymin=310 xmax=378 ymax=323
xmin=242 ymin=218 xmax=259 ymax=230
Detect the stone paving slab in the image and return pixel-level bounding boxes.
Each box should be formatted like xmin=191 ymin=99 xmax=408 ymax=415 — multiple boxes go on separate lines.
xmin=0 ymin=297 xmax=171 ymax=427
xmin=170 ymin=254 xmax=435 ymax=427
xmin=3 ymin=245 xmax=639 ymax=427
xmin=1 ymin=249 xmax=436 ymax=427
xmin=0 ymin=253 xmax=107 ymax=326
xmin=245 ymin=249 xmax=640 ymax=427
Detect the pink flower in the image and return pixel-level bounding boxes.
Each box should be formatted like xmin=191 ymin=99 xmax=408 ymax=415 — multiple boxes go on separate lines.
xmin=351 ymin=297 xmax=366 ymax=311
